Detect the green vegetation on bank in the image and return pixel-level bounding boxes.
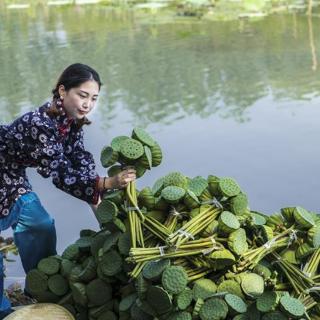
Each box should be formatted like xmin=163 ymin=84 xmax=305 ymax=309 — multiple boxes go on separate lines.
xmin=2 ymin=0 xmax=320 ymax=21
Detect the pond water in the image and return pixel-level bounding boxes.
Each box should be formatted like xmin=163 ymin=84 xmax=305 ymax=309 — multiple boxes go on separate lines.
xmin=0 ymin=5 xmax=320 ymax=279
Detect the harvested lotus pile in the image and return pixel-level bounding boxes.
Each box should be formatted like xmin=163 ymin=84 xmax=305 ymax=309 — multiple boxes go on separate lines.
xmin=25 ymin=128 xmax=320 ymax=320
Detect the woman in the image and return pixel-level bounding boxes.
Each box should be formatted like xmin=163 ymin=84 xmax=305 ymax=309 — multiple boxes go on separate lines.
xmin=0 ymin=63 xmax=136 ymax=315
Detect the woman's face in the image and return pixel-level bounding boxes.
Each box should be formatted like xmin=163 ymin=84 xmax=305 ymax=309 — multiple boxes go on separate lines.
xmin=59 ymin=80 xmax=100 ymax=120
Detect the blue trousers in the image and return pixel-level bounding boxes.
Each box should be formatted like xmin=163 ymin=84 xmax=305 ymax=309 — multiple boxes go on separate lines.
xmin=0 ymin=192 xmax=57 ymax=316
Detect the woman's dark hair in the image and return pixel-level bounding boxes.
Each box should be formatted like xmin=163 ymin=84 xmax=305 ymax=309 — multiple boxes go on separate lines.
xmin=47 ymin=63 xmax=102 ymax=129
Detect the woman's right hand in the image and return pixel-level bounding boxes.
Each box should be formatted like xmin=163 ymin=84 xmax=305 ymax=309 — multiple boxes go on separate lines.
xmin=103 ymin=168 xmax=136 ymax=190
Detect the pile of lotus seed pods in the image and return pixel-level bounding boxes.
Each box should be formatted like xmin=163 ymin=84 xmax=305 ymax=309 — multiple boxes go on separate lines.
xmin=25 ymin=128 xmax=320 ymax=320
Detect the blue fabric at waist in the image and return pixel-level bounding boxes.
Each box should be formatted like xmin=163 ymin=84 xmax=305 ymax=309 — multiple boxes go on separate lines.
xmin=0 ymin=192 xmax=39 ymax=231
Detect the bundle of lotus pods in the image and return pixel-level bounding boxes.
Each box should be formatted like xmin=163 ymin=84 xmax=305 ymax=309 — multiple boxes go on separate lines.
xmin=24 ymin=128 xmax=320 ymax=319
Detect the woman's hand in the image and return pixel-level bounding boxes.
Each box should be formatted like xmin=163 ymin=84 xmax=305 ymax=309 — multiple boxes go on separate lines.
xmin=99 ymin=168 xmax=136 ymax=191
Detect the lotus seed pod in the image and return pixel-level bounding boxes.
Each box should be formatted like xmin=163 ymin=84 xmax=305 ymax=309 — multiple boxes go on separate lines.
xmin=130 ymin=301 xmax=153 ymax=320
xmin=97 ymin=310 xmax=117 ymax=320
xmin=228 ymin=228 xmax=248 ymax=255
xmin=143 ymin=259 xmax=170 ymax=281
xmin=112 ymin=217 xmax=127 ymax=233
xmin=218 ymin=177 xmax=241 ymax=198
xmin=207 ymin=175 xmax=220 ymax=197
xmin=307 ymin=225 xmax=320 ymax=248
xmin=117 ymin=233 xmax=130 ymax=256
xmin=69 ymin=264 xmax=83 ymax=282
xmin=225 ymin=294 xmax=247 ymax=314
xmin=163 ymin=172 xmax=188 ymax=189
xmin=279 ymin=295 xmax=305 ymax=318
xmin=241 ymin=273 xmax=264 ymax=298
xmin=135 ymin=163 xmax=147 ymax=178
xmin=184 ymin=190 xmax=200 ymax=209
xmin=79 ymin=256 xmax=97 ymax=282
xmin=96 ymin=200 xmax=119 ymax=225
xmin=199 ymin=298 xmax=228 ymax=320
xmin=198 ymin=188 xmax=212 ymax=202
xmin=209 ymin=249 xmax=236 ymax=270
xmin=60 ymin=259 xmax=75 ymax=278
xmin=33 ymin=290 xmax=60 ymax=303
xmin=119 ymin=293 xmax=138 ymax=312
xmin=146 ymin=210 xmax=166 ymax=223
xmin=250 ymin=212 xmax=267 ymax=226
xmin=176 ymin=288 xmax=193 ymax=310
xmin=70 ymin=282 xmax=88 ymax=307
xmin=75 ymin=236 xmax=93 ymax=253
xmin=201 ymin=219 xmax=219 ymax=237
xmin=293 ymin=206 xmax=315 ymax=230
xmin=192 ymin=298 xmax=204 ymax=318
xmin=137 ymin=146 xmax=153 ymax=169
xmin=266 ymin=213 xmax=284 ymax=229
xmin=295 ymin=242 xmax=315 ymax=260
xmin=188 ymin=176 xmax=208 ymax=197
xmin=103 ymin=190 xmax=125 ymax=205
xmin=107 ymin=165 xmax=122 ymax=177
xmin=138 ymin=187 xmax=156 ymax=210
xmin=146 ymin=286 xmax=172 ymax=316
xmin=79 ymin=229 xmax=96 ymax=237
xmin=279 ymin=248 xmax=299 ymax=264
xmin=25 ymin=269 xmax=48 ymax=294
xmin=100 ymin=146 xmax=119 ymax=168
xmin=37 ymin=257 xmax=60 ymax=275
xmin=119 ymin=138 xmax=145 ymax=162
xmin=152 ymin=176 xmax=165 ymax=196
xmin=161 ymin=186 xmax=186 ymax=204
xmin=280 ymin=207 xmax=295 ymax=222
xmin=103 ymin=230 xmax=122 ymax=253
xmin=48 ymin=274 xmax=69 ymax=296
xmin=261 ymin=311 xmax=287 ymax=320
xmin=99 ymin=249 xmax=122 ymax=276
xmin=192 ymin=278 xmax=217 ymax=301
xmin=132 ymin=127 xmax=156 ymax=147
xmin=253 ymin=263 xmax=272 ymax=280
xmin=90 ymin=231 xmax=110 ymax=260
xmin=218 ymin=211 xmax=240 ymax=234
xmin=162 ymin=266 xmax=188 ymax=294
xmin=169 ymin=311 xmax=192 ymax=320
xmin=256 ymin=291 xmax=279 ymax=313
xmin=229 ymin=193 xmax=248 ymax=216
xmin=86 ymin=278 xmax=112 ymax=306
xmin=153 ymin=197 xmax=168 ymax=211
xmin=260 ymin=225 xmax=274 ymax=243
xmin=111 ymin=136 xmax=130 ymax=152
xmin=150 ymin=142 xmax=162 ymax=167
xmin=135 ymin=273 xmax=149 ymax=300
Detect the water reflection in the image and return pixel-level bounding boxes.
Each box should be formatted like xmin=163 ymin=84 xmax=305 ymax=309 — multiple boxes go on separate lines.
xmin=0 ymin=7 xmax=319 ymax=125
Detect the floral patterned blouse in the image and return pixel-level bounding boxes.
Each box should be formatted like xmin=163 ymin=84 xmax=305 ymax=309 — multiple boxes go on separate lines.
xmin=0 ymin=101 xmax=100 ymax=220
